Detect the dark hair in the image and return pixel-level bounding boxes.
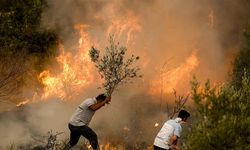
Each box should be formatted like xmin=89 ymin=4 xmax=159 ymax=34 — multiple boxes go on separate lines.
xmin=96 ymin=93 xmax=107 ymax=101
xmin=178 ymin=110 xmax=190 ymax=119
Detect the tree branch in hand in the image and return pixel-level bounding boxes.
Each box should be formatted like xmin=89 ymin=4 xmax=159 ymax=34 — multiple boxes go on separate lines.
xmin=89 ymin=35 xmax=141 ymax=101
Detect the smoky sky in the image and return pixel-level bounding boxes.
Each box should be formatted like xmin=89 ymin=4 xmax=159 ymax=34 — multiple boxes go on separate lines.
xmin=42 ymin=0 xmax=250 ymax=82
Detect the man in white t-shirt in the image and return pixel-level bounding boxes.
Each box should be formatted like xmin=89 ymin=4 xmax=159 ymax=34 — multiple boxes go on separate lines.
xmin=154 ymin=110 xmax=190 ymax=150
xmin=64 ymin=93 xmax=111 ymax=150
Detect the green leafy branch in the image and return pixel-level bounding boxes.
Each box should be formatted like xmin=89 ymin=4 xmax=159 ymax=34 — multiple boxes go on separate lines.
xmin=89 ymin=35 xmax=141 ymax=97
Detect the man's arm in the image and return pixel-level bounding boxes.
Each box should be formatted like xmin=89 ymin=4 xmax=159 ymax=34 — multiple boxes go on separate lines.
xmin=170 ymin=135 xmax=179 ymax=150
xmin=89 ymin=100 xmax=106 ymax=111
xmin=89 ymin=96 xmax=111 ymax=111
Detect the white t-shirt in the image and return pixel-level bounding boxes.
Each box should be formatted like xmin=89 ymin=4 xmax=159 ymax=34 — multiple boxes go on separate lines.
xmin=69 ymin=98 xmax=97 ymax=126
xmin=154 ymin=118 xmax=182 ymax=149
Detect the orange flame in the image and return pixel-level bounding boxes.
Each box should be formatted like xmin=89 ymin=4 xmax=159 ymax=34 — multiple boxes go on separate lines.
xmin=38 ymin=25 xmax=94 ymax=100
xmin=149 ymin=51 xmax=199 ymax=95
xmin=16 ymin=13 xmax=141 ymax=105
xmin=100 ymin=142 xmax=119 ymax=150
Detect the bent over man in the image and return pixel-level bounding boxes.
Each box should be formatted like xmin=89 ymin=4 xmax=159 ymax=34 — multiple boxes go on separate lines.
xmin=64 ymin=93 xmax=111 ymax=150
xmin=154 ymin=110 xmax=190 ymax=150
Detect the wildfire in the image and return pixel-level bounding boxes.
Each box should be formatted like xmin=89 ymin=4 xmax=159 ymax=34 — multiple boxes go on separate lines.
xmin=36 ymin=18 xmax=141 ymax=101
xmin=38 ymin=25 xmax=94 ymax=100
xmin=149 ymin=51 xmax=199 ymax=95
xmin=100 ymin=143 xmax=118 ymax=150
xmin=16 ymin=12 xmax=141 ymax=105
xmin=107 ymin=12 xmax=141 ymax=45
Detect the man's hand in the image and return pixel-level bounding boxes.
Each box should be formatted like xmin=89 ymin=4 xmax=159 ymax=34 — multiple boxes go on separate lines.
xmin=170 ymin=135 xmax=179 ymax=150
xmin=105 ymin=96 xmax=111 ymax=104
xmin=170 ymin=145 xmax=179 ymax=150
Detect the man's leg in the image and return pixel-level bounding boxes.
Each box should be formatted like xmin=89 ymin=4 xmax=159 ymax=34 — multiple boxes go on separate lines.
xmin=80 ymin=126 xmax=99 ymax=150
xmin=66 ymin=124 xmax=81 ymax=148
xmin=69 ymin=130 xmax=81 ymax=147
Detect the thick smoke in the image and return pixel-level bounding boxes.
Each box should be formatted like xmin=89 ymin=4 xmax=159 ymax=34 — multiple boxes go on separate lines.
xmin=1 ymin=0 xmax=250 ymax=148
xmin=42 ymin=0 xmax=250 ymax=84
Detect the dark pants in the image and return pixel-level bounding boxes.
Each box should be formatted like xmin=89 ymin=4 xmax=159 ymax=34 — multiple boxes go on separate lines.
xmin=68 ymin=123 xmax=99 ymax=150
xmin=154 ymin=145 xmax=170 ymax=150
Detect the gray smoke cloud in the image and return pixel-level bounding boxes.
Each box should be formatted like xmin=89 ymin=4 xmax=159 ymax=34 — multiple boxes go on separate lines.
xmin=1 ymin=0 xmax=250 ymax=148
xmin=0 ymin=100 xmax=73 ymax=148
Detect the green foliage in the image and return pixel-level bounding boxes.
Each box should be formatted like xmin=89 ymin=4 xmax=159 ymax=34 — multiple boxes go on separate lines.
xmin=0 ymin=0 xmax=58 ymax=66
xmin=231 ymin=23 xmax=250 ymax=88
xmin=0 ymin=0 xmax=58 ymax=104
xmin=89 ymin=36 xmax=141 ymax=96
xmin=185 ymin=74 xmax=250 ymax=150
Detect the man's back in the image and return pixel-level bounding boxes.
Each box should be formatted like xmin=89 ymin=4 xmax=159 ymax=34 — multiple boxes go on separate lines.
xmin=154 ymin=118 xmax=182 ymax=149
xmin=69 ymin=98 xmax=97 ymax=126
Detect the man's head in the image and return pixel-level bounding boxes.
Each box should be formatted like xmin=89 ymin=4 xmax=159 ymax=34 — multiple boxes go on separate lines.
xmin=178 ymin=110 xmax=190 ymax=122
xmin=96 ymin=93 xmax=107 ymax=102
